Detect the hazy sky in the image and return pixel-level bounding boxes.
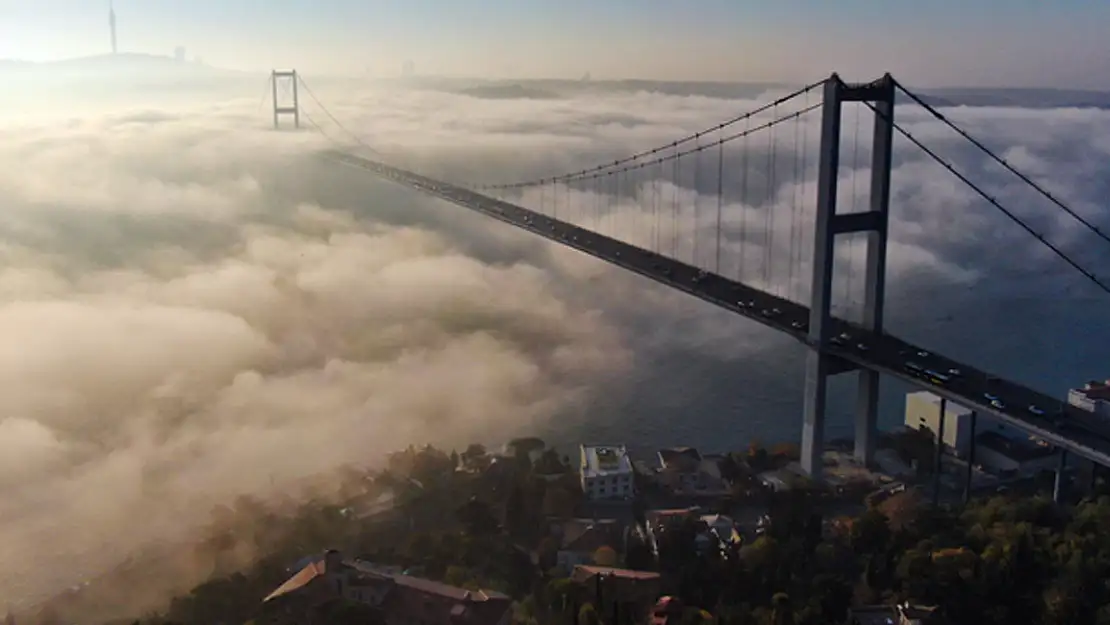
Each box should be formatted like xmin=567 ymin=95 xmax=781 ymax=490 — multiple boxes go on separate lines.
xmin=1 ymin=1 xmax=1109 ymax=87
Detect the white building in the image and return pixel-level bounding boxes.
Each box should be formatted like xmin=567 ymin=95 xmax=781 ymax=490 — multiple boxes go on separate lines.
xmin=904 ymin=391 xmax=1017 ymax=457
xmin=579 ymin=444 xmax=634 ymax=500
xmin=1068 ymin=379 xmax=1110 ymax=419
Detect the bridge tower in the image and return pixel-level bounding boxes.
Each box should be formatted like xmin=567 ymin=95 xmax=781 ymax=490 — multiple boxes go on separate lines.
xmin=800 ymin=74 xmax=896 ymax=479
xmin=271 ymin=69 xmax=301 ymax=130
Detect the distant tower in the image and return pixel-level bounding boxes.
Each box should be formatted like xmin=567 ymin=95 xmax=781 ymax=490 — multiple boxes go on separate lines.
xmin=271 ymin=69 xmax=300 ymax=129
xmin=109 ymin=0 xmax=118 ymax=54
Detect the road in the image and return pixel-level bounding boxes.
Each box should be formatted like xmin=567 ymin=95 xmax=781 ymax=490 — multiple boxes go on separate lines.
xmin=323 ymin=149 xmax=1110 ymax=468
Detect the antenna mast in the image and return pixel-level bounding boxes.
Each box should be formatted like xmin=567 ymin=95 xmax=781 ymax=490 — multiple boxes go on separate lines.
xmin=109 ymin=0 xmax=118 ymax=55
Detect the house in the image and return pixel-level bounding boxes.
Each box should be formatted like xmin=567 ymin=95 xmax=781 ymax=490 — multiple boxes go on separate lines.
xmin=580 ymin=445 xmax=634 ymax=500
xmin=656 ymin=448 xmax=730 ymax=495
xmin=644 ymin=508 xmax=699 ymax=534
xmin=570 ymin=565 xmax=662 ymax=625
xmin=263 ymin=550 xmax=512 ymax=625
xmin=657 ymin=447 xmax=703 ymax=491
xmin=552 ymin=519 xmax=625 ymax=571
xmin=1068 ymin=378 xmax=1110 ymax=418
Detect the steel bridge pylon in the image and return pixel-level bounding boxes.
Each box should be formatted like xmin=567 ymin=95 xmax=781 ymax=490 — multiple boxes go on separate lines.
xmin=271 ymin=69 xmax=300 ymax=130
xmin=800 ymin=73 xmax=896 ymax=480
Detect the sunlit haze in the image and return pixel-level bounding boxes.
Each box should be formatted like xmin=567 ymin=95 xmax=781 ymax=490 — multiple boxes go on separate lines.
xmin=1 ymin=0 xmax=1109 ymax=87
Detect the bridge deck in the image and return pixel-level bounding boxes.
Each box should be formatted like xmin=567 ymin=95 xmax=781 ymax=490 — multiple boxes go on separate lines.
xmin=324 ymin=149 xmax=1110 ymax=467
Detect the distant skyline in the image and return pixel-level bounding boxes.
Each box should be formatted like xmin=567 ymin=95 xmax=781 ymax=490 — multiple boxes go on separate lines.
xmin=0 ymin=1 xmax=1108 ymax=88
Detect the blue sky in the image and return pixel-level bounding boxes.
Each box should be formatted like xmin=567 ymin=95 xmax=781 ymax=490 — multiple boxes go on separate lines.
xmin=1 ymin=0 xmax=1108 ymax=87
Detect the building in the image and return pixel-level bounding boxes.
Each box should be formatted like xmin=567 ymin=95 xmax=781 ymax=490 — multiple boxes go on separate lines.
xmin=570 ymin=565 xmax=661 ymax=624
xmin=655 ymin=448 xmax=729 ymax=494
xmin=551 ymin=519 xmax=624 ymax=571
xmin=904 ymin=391 xmax=1016 ymax=457
xmin=263 ymin=550 xmax=512 ymax=625
xmin=974 ymin=431 xmax=1058 ymax=476
xmin=657 ymin=447 xmax=703 ymax=491
xmin=580 ymin=445 xmax=634 ymax=500
xmin=1068 ymin=379 xmax=1110 ymax=418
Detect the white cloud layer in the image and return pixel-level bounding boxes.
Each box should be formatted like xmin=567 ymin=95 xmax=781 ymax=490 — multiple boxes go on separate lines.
xmin=2 ymin=75 xmax=1109 ymax=613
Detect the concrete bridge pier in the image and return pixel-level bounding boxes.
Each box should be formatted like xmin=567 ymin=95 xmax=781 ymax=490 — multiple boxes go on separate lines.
xmin=800 ymin=74 xmax=896 ymax=479
xmin=963 ymin=411 xmax=978 ymax=505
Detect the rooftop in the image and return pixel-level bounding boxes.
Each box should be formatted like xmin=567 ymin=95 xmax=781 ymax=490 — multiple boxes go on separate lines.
xmin=560 ymin=519 xmax=621 ymax=552
xmin=976 ymin=431 xmax=1054 ymax=463
xmin=570 ymin=565 xmax=661 ymax=583
xmin=386 ymin=574 xmax=511 ymax=625
xmin=581 ymin=444 xmax=633 ymax=477
xmin=657 ymin=447 xmax=703 ymax=472
xmin=1073 ymin=380 xmax=1110 ymax=401
xmin=263 ymin=550 xmax=510 ymax=623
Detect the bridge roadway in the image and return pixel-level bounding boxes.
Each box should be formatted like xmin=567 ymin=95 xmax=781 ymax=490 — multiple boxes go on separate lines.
xmin=323 ymin=149 xmax=1110 ymax=468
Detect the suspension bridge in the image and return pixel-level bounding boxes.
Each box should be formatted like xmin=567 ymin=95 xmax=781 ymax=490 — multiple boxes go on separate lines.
xmin=266 ymin=69 xmax=1109 ymax=500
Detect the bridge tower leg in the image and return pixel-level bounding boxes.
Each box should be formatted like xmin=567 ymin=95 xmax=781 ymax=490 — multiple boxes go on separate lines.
xmin=800 ymin=74 xmax=896 ymax=479
xmin=1054 ymin=449 xmax=1068 ymax=504
xmin=271 ymin=69 xmax=301 ymax=130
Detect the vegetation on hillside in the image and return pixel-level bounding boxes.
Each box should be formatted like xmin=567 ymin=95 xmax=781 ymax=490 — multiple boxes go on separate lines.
xmin=22 ymin=441 xmax=1110 ymax=625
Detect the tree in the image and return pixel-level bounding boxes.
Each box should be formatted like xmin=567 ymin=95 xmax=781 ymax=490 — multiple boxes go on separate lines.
xmin=849 ymin=509 xmax=891 ymax=555
xmin=546 ymin=577 xmax=576 ymax=613
xmin=878 ymin=490 xmax=923 ymax=533
xmin=508 ymin=437 xmax=546 ymax=459
xmin=593 ymin=546 xmax=618 ymax=567
xmin=535 ymin=448 xmax=568 ymax=475
xmin=542 ymin=485 xmax=578 ymax=518
xmin=746 ymin=442 xmax=769 ymax=471
xmin=770 ymin=593 xmax=794 ymax=625
xmin=579 ymin=603 xmax=600 ymax=625
xmin=537 ymin=535 xmax=560 ymax=571
xmin=457 ymin=497 xmax=499 ymax=536
xmin=314 ymin=599 xmax=386 ymax=625
xmin=505 ymin=484 xmax=528 ymax=536
xmin=445 ymin=566 xmax=476 ymax=589
xmin=461 ymin=443 xmax=488 ymax=468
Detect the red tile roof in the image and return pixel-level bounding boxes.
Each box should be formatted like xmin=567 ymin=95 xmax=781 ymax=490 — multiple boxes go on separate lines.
xmin=263 ymin=554 xmax=512 ymax=625
xmin=658 ymin=448 xmax=702 ymax=472
xmin=386 ymin=575 xmax=511 ymax=625
xmin=263 ymin=559 xmax=327 ymax=602
xmin=571 ymin=565 xmax=661 ymax=582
